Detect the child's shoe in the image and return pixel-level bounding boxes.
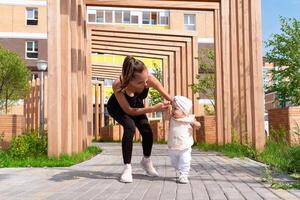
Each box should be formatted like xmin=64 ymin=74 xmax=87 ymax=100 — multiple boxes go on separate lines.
xmin=120 ymin=164 xmax=133 ymax=183
xmin=178 ymin=173 xmax=189 ymax=184
xmin=140 ymin=157 xmax=159 ymax=176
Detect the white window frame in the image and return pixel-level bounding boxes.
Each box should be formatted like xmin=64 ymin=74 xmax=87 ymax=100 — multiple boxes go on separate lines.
xmin=95 ymin=10 xmax=104 ymax=23
xmin=114 ymin=10 xmax=123 ymax=24
xmin=150 ymin=11 xmax=159 ymax=25
xmin=104 ymin=10 xmax=113 ymax=24
xmin=87 ymin=7 xmax=170 ymax=27
xmin=25 ymin=41 xmax=38 ymax=60
xmin=130 ymin=11 xmax=141 ymax=24
xmin=87 ymin=9 xmax=96 ymax=23
xmin=123 ymin=10 xmax=131 ymax=24
xmin=184 ymin=14 xmax=196 ymax=31
xmin=142 ymin=11 xmax=151 ymax=25
xmin=158 ymin=11 xmax=169 ymax=25
xmin=26 ymin=7 xmax=38 ymax=26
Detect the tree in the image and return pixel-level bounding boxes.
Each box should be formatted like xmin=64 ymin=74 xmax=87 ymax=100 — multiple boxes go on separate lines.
xmin=190 ymin=48 xmax=215 ymax=115
xmin=265 ymin=17 xmax=300 ymax=107
xmin=0 ymin=46 xmax=30 ymax=114
xmin=148 ymin=63 xmax=163 ymax=106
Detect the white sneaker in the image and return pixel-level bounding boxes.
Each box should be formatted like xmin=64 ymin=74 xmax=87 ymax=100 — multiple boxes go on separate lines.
xmin=140 ymin=157 xmax=159 ymax=177
xmin=178 ymin=174 xmax=189 ymax=184
xmin=175 ymin=171 xmax=179 ymax=180
xmin=120 ymin=164 xmax=133 ymax=183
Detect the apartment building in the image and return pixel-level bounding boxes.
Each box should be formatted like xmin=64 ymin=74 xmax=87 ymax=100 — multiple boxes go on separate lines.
xmin=263 ymin=60 xmax=281 ymax=111
xmin=87 ymin=7 xmax=214 ymax=41
xmin=0 ymin=0 xmax=47 ymax=73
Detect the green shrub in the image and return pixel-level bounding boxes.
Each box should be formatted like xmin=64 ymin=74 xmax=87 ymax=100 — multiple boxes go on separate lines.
xmin=288 ymin=146 xmax=300 ymax=172
xmin=8 ymin=130 xmax=47 ymax=159
xmin=269 ymin=127 xmax=288 ymax=144
xmin=0 ymin=131 xmax=4 ymax=148
xmin=258 ymin=139 xmax=291 ymax=171
xmin=258 ymin=135 xmax=300 ymax=173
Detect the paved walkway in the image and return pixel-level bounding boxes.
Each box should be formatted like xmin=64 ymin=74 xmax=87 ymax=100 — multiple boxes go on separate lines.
xmin=0 ymin=143 xmax=299 ymax=200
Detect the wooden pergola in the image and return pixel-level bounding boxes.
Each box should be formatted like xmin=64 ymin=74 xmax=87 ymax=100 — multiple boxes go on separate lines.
xmin=47 ymin=0 xmax=265 ymax=156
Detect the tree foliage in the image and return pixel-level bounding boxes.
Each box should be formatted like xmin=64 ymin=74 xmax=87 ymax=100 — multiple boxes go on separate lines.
xmin=149 ymin=63 xmax=163 ymax=106
xmin=0 ymin=46 xmax=30 ymax=113
xmin=190 ymin=48 xmax=215 ymax=114
xmin=265 ymin=17 xmax=300 ymax=107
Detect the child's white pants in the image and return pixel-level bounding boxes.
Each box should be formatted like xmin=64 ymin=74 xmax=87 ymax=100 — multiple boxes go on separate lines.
xmin=169 ymin=147 xmax=192 ymax=176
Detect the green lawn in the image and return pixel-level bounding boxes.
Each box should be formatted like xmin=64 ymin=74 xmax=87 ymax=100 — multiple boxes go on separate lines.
xmin=0 ymin=145 xmax=101 ymax=168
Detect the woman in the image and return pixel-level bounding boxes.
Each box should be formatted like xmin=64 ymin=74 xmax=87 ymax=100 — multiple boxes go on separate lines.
xmin=107 ymin=56 xmax=172 ymax=183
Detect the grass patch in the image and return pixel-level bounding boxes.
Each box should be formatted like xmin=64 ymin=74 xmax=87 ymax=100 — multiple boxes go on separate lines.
xmin=0 ymin=145 xmax=101 ymax=168
xmin=0 ymin=130 xmax=102 ymax=167
xmin=196 ymin=142 xmax=257 ymax=159
xmin=155 ymin=140 xmax=167 ymax=144
xmin=258 ymin=140 xmax=300 ymax=173
xmin=195 ymin=132 xmax=300 ymax=190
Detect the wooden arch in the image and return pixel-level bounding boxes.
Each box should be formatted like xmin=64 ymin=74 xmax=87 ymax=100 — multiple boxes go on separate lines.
xmin=47 ymin=0 xmax=264 ymax=156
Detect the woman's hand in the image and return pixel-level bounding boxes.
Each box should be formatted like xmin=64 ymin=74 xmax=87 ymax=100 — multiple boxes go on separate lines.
xmin=152 ymin=102 xmax=170 ymax=112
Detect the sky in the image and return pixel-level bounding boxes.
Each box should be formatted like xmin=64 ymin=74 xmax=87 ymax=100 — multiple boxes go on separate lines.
xmin=262 ymin=0 xmax=300 ymax=53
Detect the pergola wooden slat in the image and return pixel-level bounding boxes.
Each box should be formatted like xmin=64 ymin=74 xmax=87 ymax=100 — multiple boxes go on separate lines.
xmin=89 ymin=26 xmax=199 ymax=111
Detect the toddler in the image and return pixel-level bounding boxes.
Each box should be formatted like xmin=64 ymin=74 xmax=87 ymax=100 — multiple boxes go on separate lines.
xmin=167 ymin=96 xmax=200 ymax=184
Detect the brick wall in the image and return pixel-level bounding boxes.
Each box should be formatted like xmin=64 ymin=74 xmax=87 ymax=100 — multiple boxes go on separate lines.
xmin=268 ymin=106 xmax=300 ymax=145
xmin=195 ymin=116 xmax=216 ymax=144
xmin=0 ymin=115 xmax=25 ymax=149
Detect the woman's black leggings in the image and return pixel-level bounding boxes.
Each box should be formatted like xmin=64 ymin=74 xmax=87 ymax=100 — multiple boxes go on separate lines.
xmin=107 ymin=108 xmax=153 ymax=164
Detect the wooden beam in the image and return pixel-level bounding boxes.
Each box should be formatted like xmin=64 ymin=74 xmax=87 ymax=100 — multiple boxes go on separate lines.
xmin=85 ymin=0 xmax=220 ymax=10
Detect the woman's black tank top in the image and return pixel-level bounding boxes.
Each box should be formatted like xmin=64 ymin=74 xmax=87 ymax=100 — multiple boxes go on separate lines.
xmin=107 ymin=88 xmax=149 ymax=112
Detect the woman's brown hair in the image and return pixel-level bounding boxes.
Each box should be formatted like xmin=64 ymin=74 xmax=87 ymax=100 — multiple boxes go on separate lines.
xmin=119 ymin=55 xmax=146 ymax=91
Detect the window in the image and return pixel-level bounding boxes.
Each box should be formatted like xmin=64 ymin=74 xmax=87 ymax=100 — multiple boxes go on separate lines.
xmin=86 ymin=8 xmax=170 ymax=27
xmin=151 ymin=12 xmax=157 ymax=25
xmin=26 ymin=41 xmax=38 ymax=59
xmin=105 ymin=10 xmax=113 ymax=23
xmin=26 ymin=8 xmax=38 ymax=25
xmin=123 ymin=11 xmax=130 ymax=24
xmin=130 ymin=11 xmax=140 ymax=24
xmin=159 ymin=11 xmax=169 ymax=25
xmin=115 ymin=11 xmax=122 ymax=23
xmin=88 ymin=9 xmax=96 ymax=22
xmin=184 ymin=14 xmax=196 ymax=31
xmin=142 ymin=11 xmax=150 ymax=24
xmin=96 ymin=10 xmax=104 ymax=23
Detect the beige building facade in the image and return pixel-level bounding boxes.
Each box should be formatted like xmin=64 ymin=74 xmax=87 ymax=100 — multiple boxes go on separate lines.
xmin=0 ymin=0 xmax=47 ymax=71
xmin=87 ymin=6 xmax=214 ymax=43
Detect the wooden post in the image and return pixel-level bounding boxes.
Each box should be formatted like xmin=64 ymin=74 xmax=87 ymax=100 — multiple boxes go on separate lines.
xmin=95 ymin=84 xmax=99 ymax=141
xmin=100 ymin=82 xmax=105 ymax=129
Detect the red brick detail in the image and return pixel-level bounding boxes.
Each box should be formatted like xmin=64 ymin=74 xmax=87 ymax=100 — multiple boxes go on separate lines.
xmin=0 ymin=115 xmax=25 ymax=149
xmin=268 ymin=106 xmax=300 ymax=145
xmin=195 ymin=116 xmax=216 ymax=144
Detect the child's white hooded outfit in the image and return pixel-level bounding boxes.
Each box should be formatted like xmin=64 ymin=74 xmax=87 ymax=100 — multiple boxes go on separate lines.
xmin=168 ymin=96 xmax=195 ymax=177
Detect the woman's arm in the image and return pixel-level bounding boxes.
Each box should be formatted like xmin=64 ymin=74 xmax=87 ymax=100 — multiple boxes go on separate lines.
xmin=112 ymin=79 xmax=168 ymax=116
xmin=147 ymin=73 xmax=172 ymax=102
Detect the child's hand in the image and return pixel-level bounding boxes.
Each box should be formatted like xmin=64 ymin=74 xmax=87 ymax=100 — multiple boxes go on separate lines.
xmin=192 ymin=121 xmax=201 ymax=129
xmin=162 ymin=103 xmax=172 ymax=119
xmin=163 ymin=100 xmax=171 ymax=106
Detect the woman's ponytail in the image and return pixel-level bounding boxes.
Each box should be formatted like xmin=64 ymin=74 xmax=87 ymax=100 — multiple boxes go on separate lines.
xmin=119 ymin=55 xmax=146 ymax=91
